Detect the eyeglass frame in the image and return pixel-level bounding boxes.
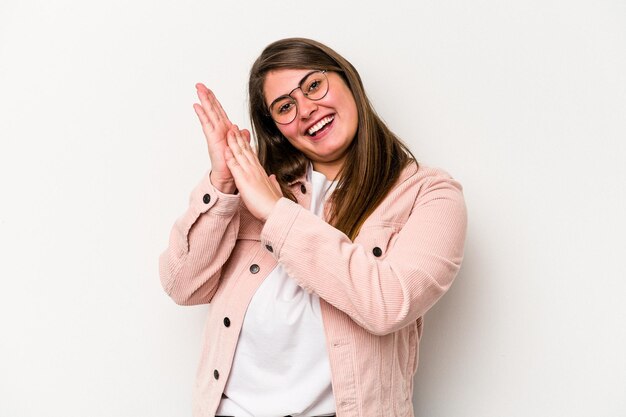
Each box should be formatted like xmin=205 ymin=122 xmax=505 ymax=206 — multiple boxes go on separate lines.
xmin=266 ymin=70 xmax=329 ymax=125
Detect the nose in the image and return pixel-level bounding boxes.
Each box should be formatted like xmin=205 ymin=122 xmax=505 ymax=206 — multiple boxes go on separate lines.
xmin=294 ymin=91 xmax=317 ymax=120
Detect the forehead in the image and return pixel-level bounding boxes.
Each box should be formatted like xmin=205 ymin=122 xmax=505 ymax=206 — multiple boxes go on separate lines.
xmin=263 ymin=68 xmax=315 ymax=103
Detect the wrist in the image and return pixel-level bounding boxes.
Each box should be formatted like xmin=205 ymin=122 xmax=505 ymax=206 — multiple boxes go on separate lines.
xmin=209 ymin=172 xmax=236 ymax=194
xmin=261 ymin=196 xmax=281 ymax=222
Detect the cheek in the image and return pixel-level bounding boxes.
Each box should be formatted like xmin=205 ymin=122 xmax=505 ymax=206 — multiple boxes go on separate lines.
xmin=337 ymin=90 xmax=359 ymax=129
xmin=277 ymin=124 xmax=300 ymax=143
xmin=345 ymin=100 xmax=359 ymax=133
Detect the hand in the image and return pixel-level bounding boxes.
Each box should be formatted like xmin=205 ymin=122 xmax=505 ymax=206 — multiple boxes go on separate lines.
xmin=224 ymin=125 xmax=283 ymax=221
xmin=193 ymin=84 xmax=248 ymax=193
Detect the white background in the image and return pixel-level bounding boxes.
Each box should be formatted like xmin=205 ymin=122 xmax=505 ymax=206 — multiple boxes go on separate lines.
xmin=1 ymin=0 xmax=625 ymax=416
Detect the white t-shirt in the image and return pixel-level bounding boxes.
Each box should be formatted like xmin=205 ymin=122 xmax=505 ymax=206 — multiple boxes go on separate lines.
xmin=215 ymin=168 xmax=337 ymax=417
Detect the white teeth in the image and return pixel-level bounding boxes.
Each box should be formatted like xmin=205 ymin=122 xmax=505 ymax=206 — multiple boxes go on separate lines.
xmin=307 ymin=116 xmax=334 ymax=136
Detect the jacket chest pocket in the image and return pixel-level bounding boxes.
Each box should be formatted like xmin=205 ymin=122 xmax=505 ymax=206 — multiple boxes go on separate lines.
xmin=354 ymin=224 xmax=400 ymax=259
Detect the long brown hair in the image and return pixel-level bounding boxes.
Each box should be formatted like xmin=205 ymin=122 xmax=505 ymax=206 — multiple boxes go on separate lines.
xmin=249 ymin=38 xmax=417 ymax=240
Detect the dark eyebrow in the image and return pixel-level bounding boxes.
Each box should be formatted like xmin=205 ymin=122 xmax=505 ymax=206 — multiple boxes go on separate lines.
xmin=267 ymin=70 xmax=320 ymax=110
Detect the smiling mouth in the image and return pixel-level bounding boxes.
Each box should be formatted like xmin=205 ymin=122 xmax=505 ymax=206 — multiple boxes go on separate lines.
xmin=307 ymin=115 xmax=335 ymax=136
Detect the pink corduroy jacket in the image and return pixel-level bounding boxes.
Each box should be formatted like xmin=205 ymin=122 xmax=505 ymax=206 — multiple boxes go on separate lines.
xmin=159 ymin=162 xmax=467 ymax=417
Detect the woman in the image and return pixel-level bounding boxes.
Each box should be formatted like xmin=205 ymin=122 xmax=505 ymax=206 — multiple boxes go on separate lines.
xmin=159 ymin=38 xmax=467 ymax=417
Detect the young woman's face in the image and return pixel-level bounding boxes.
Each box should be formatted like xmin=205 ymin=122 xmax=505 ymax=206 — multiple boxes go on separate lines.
xmin=263 ymin=68 xmax=358 ymax=179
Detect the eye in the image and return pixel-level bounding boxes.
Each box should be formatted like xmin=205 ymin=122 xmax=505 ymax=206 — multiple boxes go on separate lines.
xmin=305 ymin=79 xmax=321 ymax=94
xmin=276 ymin=100 xmax=295 ymax=114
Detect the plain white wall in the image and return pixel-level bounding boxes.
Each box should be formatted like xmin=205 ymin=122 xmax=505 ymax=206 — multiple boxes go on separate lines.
xmin=1 ymin=0 xmax=624 ymax=416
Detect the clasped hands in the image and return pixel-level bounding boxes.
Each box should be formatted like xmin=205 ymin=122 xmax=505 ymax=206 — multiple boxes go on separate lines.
xmin=193 ymin=83 xmax=282 ymax=222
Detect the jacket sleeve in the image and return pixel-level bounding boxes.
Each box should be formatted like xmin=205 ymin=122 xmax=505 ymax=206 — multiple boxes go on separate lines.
xmin=159 ymin=173 xmax=241 ymax=305
xmin=260 ymin=169 xmax=467 ymax=336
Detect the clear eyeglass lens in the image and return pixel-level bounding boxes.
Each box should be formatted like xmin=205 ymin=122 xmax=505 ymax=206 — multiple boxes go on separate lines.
xmin=302 ymin=71 xmax=328 ymax=100
xmin=270 ymin=71 xmax=329 ymax=124
xmin=271 ymin=97 xmax=297 ymax=124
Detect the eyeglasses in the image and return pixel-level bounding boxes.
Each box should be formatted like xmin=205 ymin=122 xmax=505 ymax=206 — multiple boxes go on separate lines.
xmin=268 ymin=70 xmax=329 ymax=125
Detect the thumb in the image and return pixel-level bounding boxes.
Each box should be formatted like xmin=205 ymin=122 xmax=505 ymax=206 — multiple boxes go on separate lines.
xmin=269 ymin=174 xmax=283 ymax=196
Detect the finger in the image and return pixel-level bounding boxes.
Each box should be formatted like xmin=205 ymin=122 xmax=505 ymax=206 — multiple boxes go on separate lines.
xmin=204 ymin=88 xmax=233 ymax=128
xmin=224 ymin=147 xmax=244 ymax=179
xmin=227 ymin=128 xmax=241 ymax=154
xmin=194 ymin=84 xmax=218 ymax=130
xmin=232 ymin=125 xmax=249 ymax=150
xmin=195 ymin=83 xmax=213 ymax=100
xmin=227 ymin=129 xmax=251 ymax=172
xmin=193 ymin=103 xmax=212 ymax=129
xmin=196 ymin=85 xmax=222 ymax=126
xmin=207 ymin=88 xmax=232 ymax=127
xmin=194 ymin=103 xmax=219 ymax=145
xmin=224 ymin=148 xmax=244 ymax=190
xmin=232 ymin=126 xmax=259 ymax=167
xmin=241 ymin=129 xmax=252 ymax=144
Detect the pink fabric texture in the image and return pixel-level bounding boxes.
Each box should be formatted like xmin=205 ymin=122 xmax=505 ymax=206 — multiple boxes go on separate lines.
xmin=159 ymin=163 xmax=467 ymax=417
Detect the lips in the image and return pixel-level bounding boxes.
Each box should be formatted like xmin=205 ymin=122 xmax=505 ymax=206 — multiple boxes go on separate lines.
xmin=306 ymin=115 xmax=335 ymax=136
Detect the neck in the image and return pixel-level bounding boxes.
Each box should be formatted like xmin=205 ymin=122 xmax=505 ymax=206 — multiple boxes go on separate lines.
xmin=312 ymin=159 xmax=344 ymax=181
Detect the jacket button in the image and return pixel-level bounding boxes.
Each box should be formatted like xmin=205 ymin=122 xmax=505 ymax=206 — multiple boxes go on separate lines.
xmin=300 ymin=184 xmax=307 ymax=194
xmin=202 ymin=194 xmax=211 ymax=204
xmin=250 ymin=264 xmax=260 ymax=274
xmin=373 ymin=246 xmax=383 ymax=257
xmin=213 ymin=369 xmax=219 ymax=380
xmin=223 ymin=317 xmax=230 ymax=327
xmin=265 ymin=244 xmax=273 ymax=253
